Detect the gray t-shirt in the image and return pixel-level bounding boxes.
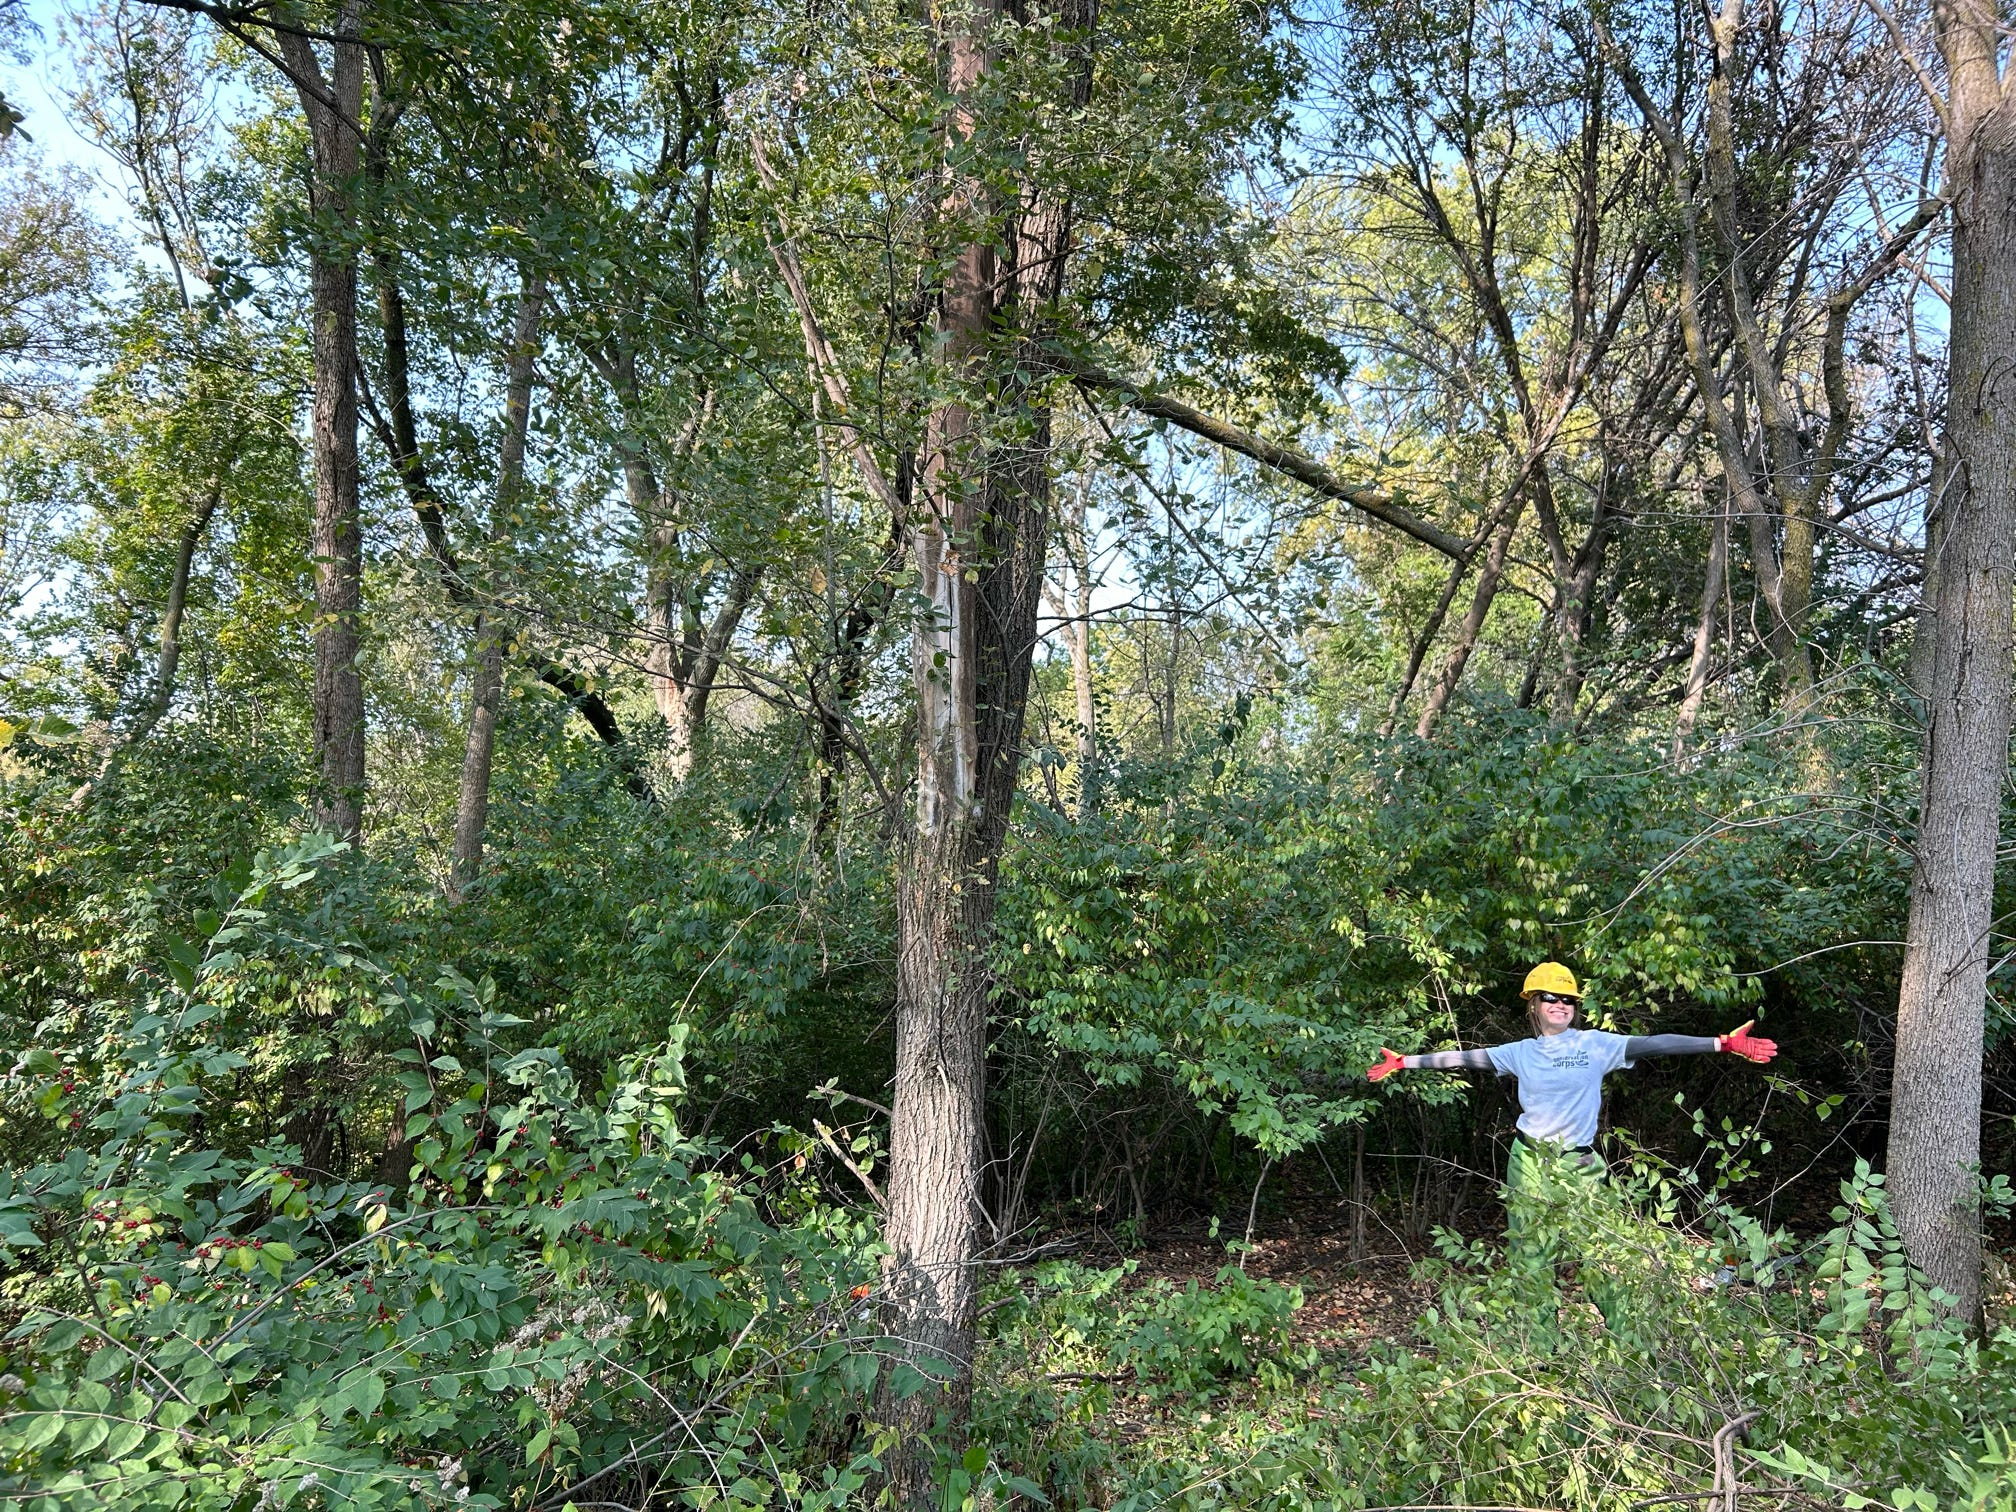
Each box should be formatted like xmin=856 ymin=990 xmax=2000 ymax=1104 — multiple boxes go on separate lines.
xmin=1486 ymin=1029 xmax=1635 ymax=1147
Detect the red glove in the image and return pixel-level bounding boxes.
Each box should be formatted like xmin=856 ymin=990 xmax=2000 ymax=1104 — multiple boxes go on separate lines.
xmin=1718 ymin=1021 xmax=1777 ymax=1063
xmin=1367 ymin=1048 xmax=1407 ymax=1082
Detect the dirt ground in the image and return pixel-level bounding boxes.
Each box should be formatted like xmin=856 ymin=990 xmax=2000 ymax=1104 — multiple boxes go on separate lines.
xmin=1121 ymin=1217 xmax=1435 ymax=1359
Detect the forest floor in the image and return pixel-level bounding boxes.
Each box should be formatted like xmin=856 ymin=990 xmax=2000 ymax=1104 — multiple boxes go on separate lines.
xmin=1126 ymin=1213 xmax=1437 ymax=1361
xmin=1115 ymin=1190 xmax=2016 ymax=1345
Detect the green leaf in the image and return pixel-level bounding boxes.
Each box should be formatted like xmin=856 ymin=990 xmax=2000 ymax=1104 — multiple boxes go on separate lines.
xmin=102 ymin=1418 xmax=147 ymax=1461
xmin=17 ymin=1413 xmax=63 ymax=1451
xmin=67 ymin=1416 xmax=110 ymax=1455
xmin=352 ymin=1370 xmax=387 ymax=1417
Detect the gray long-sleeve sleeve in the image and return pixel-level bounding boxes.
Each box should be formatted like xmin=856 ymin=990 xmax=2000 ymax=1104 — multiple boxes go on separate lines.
xmin=1624 ymin=1034 xmax=1719 ymax=1061
xmin=1405 ymin=1048 xmax=1496 ymax=1071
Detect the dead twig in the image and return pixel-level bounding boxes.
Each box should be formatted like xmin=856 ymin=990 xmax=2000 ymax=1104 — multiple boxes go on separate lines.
xmin=812 ymin=1119 xmax=885 ymax=1210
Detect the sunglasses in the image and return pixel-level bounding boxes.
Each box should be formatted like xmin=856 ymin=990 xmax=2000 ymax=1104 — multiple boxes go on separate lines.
xmin=1532 ymin=992 xmax=1580 ymax=1006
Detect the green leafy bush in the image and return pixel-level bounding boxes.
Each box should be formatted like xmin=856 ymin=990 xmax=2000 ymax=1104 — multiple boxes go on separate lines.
xmin=1111 ymin=1264 xmax=1309 ymax=1402
xmin=998 ymin=710 xmax=1915 ymax=1185
xmin=1087 ymin=1153 xmax=2016 ymax=1512
xmin=0 ymin=839 xmax=890 ymax=1511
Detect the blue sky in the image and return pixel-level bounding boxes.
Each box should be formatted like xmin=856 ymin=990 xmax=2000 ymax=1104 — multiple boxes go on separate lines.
xmin=6 ymin=1 xmax=133 ymax=218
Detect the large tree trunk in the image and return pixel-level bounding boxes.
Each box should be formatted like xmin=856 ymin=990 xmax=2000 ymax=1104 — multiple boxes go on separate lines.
xmin=1889 ymin=4 xmax=2015 ymax=1325
xmin=885 ymin=383 xmax=1052 ymax=1478
xmin=279 ymin=10 xmax=367 ymax=843
xmin=883 ymin=10 xmax=1000 ymax=1451
xmin=881 ymin=0 xmax=1087 ymax=1487
xmin=450 ymin=275 xmax=545 ymax=893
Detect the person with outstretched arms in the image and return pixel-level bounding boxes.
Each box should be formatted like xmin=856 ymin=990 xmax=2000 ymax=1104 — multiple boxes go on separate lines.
xmin=1364 ymin=961 xmax=1777 ymax=1331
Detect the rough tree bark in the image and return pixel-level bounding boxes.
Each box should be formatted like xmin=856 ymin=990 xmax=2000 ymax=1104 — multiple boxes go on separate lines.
xmin=277 ymin=6 xmax=367 ymax=842
xmin=881 ymin=0 xmax=1003 ymax=1460
xmin=754 ymin=7 xmax=1085 ymax=1468
xmin=880 ymin=0 xmax=1090 ymax=1489
xmin=1890 ymin=0 xmax=2016 ymax=1325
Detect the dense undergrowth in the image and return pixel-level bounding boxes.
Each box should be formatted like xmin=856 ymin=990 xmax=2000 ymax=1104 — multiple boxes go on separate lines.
xmin=972 ymin=1160 xmax=2016 ymax=1512
xmin=4 ymin=710 xmax=2014 ymax=1508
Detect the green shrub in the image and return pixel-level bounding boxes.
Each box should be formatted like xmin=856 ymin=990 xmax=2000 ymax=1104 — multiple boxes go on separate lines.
xmin=1112 ymin=1264 xmax=1309 ymax=1402
xmin=0 ymin=839 xmax=890 ymax=1512
xmin=1083 ymin=1153 xmax=2016 ymax=1511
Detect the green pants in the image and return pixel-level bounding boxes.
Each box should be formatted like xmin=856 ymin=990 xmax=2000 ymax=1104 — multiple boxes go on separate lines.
xmin=1504 ymin=1137 xmax=1625 ymax=1338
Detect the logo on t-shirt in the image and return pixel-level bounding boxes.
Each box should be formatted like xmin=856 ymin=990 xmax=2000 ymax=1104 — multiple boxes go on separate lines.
xmin=1543 ymin=1049 xmax=1592 ymax=1069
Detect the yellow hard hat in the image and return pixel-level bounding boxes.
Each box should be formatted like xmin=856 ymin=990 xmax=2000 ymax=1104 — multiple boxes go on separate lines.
xmin=1521 ymin=961 xmax=1580 ymax=999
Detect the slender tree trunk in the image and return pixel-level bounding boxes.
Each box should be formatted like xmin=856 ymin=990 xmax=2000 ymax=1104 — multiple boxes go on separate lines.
xmin=370 ymin=267 xmax=636 ymax=776
xmin=1673 ymin=494 xmax=1729 ymax=758
xmin=1415 ymin=495 xmax=1527 ymax=738
xmin=1514 ymin=614 xmax=1554 ymax=711
xmin=134 ymin=479 xmax=223 ymax=742
xmin=600 ymin=349 xmax=688 ymax=744
xmin=1382 ymin=550 xmax=1471 ymax=738
xmin=78 ymin=472 xmax=225 ymax=804
xmin=1890 ymin=9 xmax=2015 ymax=1325
xmin=816 ymin=513 xmax=907 ymax=843
xmin=451 ymin=275 xmax=544 ymax=894
xmin=1069 ymin=597 xmax=1095 ymax=805
xmin=1547 ymin=486 xmax=1611 ymax=725
xmin=279 ymin=9 xmax=366 ymax=842
xmin=1384 ymin=461 xmax=1545 ymax=736
xmin=1058 ymin=482 xmax=1097 ymax=809
xmin=620 ymin=387 xmax=744 ymax=782
xmin=663 ymin=566 xmax=759 ymax=783
xmin=1611 ymin=25 xmax=1814 ymax=713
